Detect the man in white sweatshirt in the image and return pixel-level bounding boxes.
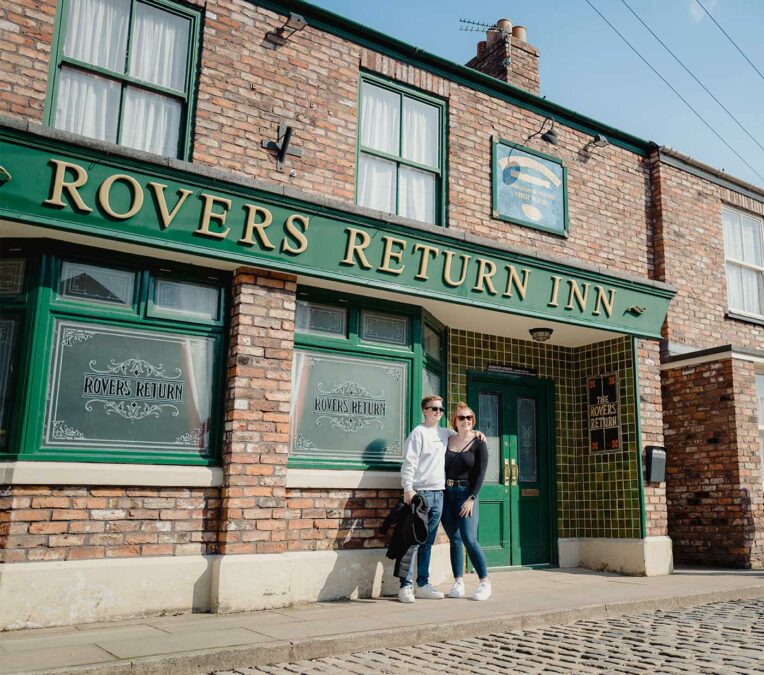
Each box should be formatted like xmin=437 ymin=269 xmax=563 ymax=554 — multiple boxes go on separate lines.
xmin=398 ymin=394 xmax=454 ymax=603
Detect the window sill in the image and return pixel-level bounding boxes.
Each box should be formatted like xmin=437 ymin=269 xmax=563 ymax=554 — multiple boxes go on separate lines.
xmin=287 ymin=468 xmax=401 ymax=489
xmin=0 ymin=461 xmax=224 ymax=487
xmin=726 ymin=311 xmax=764 ymax=328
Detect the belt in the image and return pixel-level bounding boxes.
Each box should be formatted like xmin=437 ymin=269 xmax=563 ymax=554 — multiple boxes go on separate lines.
xmin=446 ymin=479 xmax=469 ymax=487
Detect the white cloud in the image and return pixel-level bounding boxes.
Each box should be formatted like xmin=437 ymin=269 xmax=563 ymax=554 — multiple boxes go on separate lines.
xmin=689 ymin=0 xmax=719 ymax=22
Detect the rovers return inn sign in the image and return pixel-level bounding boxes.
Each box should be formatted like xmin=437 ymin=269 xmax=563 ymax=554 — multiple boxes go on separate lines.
xmin=0 ymin=129 xmax=673 ymax=337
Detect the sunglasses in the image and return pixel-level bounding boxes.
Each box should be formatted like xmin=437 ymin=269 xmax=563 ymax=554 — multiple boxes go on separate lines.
xmin=426 ymin=406 xmax=445 ymax=413
xmin=457 ymin=414 xmax=474 ymax=421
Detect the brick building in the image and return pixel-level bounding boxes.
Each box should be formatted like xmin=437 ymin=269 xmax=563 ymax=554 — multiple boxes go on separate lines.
xmin=1 ymin=0 xmax=756 ymax=630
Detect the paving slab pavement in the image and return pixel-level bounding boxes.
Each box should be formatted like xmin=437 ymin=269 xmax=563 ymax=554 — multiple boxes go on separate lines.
xmin=1 ymin=566 xmax=763 ymax=675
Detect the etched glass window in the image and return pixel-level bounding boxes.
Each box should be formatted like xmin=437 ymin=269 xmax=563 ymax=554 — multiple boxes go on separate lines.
xmin=478 ymin=392 xmax=501 ymax=483
xmin=290 ymin=350 xmax=408 ymax=462
xmin=0 ymin=259 xmax=26 ymax=297
xmin=43 ymin=320 xmax=215 ymax=454
xmin=154 ymin=278 xmax=219 ymax=321
xmin=422 ymin=368 xmax=441 ymax=401
xmin=296 ymin=300 xmax=347 ymax=338
xmin=0 ymin=316 xmax=20 ymax=451
xmin=517 ymin=397 xmax=538 ymax=483
xmin=360 ymin=311 xmax=408 ymax=346
xmin=59 ymin=261 xmax=135 ymax=306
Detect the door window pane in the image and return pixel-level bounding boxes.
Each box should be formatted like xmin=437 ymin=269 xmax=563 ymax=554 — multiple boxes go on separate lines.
xmin=517 ymin=397 xmax=538 ymax=483
xmin=44 ymin=320 xmax=215 ymax=453
xmin=361 ymin=311 xmax=408 ymax=346
xmin=59 ymin=261 xmax=135 ymax=306
xmin=360 ymin=82 xmax=399 ymax=155
xmin=478 ymin=392 xmax=501 ymax=483
xmin=423 ymin=324 xmax=441 ymax=362
xmin=121 ymin=87 xmax=182 ymax=157
xmin=296 ymin=301 xmax=346 ymax=337
xmin=63 ymin=0 xmax=129 ymax=72
xmin=154 ymin=279 xmax=219 ymax=321
xmin=399 ymin=166 xmax=435 ymax=224
xmin=129 ymin=2 xmax=190 ymax=91
xmin=0 ymin=316 xmax=20 ymax=451
xmin=402 ymin=97 xmax=439 ymax=167
xmin=422 ymin=368 xmax=441 ymax=401
xmin=55 ymin=67 xmax=121 ymax=143
xmin=357 ymin=154 xmax=396 ymax=214
xmin=0 ymin=259 xmax=25 ymax=297
xmin=290 ymin=350 xmax=408 ymax=462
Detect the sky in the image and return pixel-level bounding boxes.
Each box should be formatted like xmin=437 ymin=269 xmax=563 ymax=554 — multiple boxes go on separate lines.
xmin=308 ymin=0 xmax=764 ymax=188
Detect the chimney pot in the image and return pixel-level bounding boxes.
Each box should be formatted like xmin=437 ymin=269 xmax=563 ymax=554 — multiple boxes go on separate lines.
xmin=488 ymin=18 xmax=511 ymax=44
xmin=512 ymin=25 xmax=527 ymax=42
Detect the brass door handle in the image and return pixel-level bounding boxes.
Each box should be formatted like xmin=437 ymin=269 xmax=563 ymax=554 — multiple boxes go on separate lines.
xmin=511 ymin=459 xmax=518 ymax=486
xmin=503 ymin=458 xmax=510 ymax=487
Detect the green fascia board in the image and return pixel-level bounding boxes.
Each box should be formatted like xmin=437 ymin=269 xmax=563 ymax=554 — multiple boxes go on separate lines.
xmin=0 ymin=125 xmax=674 ymax=339
xmin=253 ymin=0 xmax=653 ymax=157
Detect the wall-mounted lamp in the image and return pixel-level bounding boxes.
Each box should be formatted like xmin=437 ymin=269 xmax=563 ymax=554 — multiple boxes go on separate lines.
xmin=529 ymin=327 xmax=553 ymax=343
xmin=525 ymin=118 xmax=558 ymax=146
xmin=583 ymin=133 xmax=609 ymax=153
xmin=265 ymin=12 xmax=307 ymax=46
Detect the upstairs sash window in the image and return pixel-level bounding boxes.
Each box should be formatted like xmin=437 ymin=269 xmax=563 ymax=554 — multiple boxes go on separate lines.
xmin=356 ymin=75 xmax=445 ymax=226
xmin=723 ymin=206 xmax=764 ymax=319
xmin=49 ymin=0 xmax=199 ymax=159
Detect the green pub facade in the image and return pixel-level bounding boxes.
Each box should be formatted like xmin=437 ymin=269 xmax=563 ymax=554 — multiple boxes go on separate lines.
xmin=1 ymin=0 xmax=679 ymax=628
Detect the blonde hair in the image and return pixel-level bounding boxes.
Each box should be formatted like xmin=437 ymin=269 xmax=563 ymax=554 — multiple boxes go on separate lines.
xmin=450 ymin=401 xmax=476 ymax=430
xmin=421 ymin=394 xmax=444 ymax=410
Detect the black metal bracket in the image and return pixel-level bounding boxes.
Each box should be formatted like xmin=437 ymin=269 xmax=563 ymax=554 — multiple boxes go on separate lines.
xmin=261 ymin=123 xmax=302 ymax=172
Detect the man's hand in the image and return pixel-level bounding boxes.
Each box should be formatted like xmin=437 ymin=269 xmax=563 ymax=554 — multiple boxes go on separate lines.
xmin=403 ymin=490 xmax=416 ymax=504
xmin=475 ymin=430 xmax=486 ymax=442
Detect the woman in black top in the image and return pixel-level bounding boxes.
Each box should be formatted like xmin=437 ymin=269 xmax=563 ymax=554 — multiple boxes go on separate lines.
xmin=442 ymin=402 xmax=491 ymax=601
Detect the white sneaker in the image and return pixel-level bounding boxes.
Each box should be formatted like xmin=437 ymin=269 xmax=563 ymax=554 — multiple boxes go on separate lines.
xmin=449 ymin=580 xmax=465 ymax=598
xmin=398 ymin=586 xmax=416 ymax=603
xmin=416 ymin=583 xmax=445 ymax=599
xmin=472 ymin=580 xmax=492 ymax=601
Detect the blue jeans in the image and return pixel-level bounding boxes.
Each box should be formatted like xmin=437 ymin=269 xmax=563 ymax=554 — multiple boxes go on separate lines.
xmin=400 ymin=489 xmax=443 ymax=588
xmin=441 ymin=485 xmax=488 ymax=580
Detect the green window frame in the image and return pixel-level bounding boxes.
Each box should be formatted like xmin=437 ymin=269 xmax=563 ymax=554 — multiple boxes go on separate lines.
xmin=290 ymin=288 xmax=447 ymax=470
xmin=355 ymin=72 xmax=447 ymax=227
xmin=0 ymin=239 xmax=228 ymax=466
xmin=45 ymin=0 xmax=201 ymax=160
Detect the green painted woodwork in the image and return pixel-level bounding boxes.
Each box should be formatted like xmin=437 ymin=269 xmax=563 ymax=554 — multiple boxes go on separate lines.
xmin=253 ymin=0 xmax=652 ymax=157
xmin=0 ymin=239 xmax=228 ymax=465
xmin=44 ymin=0 xmax=201 ymax=161
xmin=0 ymin=128 xmax=673 ymax=339
xmin=492 ymin=138 xmax=569 ymax=238
xmin=468 ymin=373 xmax=555 ymax=568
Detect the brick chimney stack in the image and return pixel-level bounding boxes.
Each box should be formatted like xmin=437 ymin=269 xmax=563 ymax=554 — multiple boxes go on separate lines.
xmin=466 ymin=18 xmax=540 ymax=95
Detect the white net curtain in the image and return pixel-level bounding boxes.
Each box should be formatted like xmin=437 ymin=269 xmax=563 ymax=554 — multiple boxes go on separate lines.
xmin=55 ymin=0 xmax=189 ymax=158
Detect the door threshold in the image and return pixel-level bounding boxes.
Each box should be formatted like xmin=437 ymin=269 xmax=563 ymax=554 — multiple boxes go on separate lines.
xmin=487 ymin=563 xmax=556 ymax=572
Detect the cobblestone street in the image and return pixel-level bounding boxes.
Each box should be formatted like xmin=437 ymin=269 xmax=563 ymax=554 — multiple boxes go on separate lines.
xmin=216 ymin=599 xmax=764 ymax=674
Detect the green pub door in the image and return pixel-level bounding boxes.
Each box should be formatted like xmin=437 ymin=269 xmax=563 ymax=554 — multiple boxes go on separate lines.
xmin=468 ymin=373 xmax=555 ymax=568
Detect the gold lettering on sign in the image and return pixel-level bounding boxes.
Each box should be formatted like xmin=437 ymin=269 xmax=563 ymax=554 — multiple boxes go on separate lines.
xmin=341 ymin=228 xmax=373 ymax=270
xmin=239 ymin=205 xmax=275 ymax=249
xmin=548 ymin=275 xmax=562 ymax=307
xmin=379 ymin=236 xmax=407 ymax=275
xmin=412 ymin=243 xmax=439 ymax=281
xmin=97 ymin=174 xmax=144 ymax=220
xmin=593 ymin=286 xmax=616 ymax=318
xmin=43 ymin=159 xmax=93 ymax=213
xmin=503 ymin=265 xmax=530 ymax=300
xmin=442 ymin=251 xmax=471 ymax=288
xmin=472 ymin=258 xmax=498 ymax=294
xmin=196 ymin=194 xmax=231 ymax=240
xmin=148 ymin=182 xmax=192 ymax=229
xmin=565 ymin=280 xmax=590 ymax=312
xmin=281 ymin=214 xmax=309 ymax=255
